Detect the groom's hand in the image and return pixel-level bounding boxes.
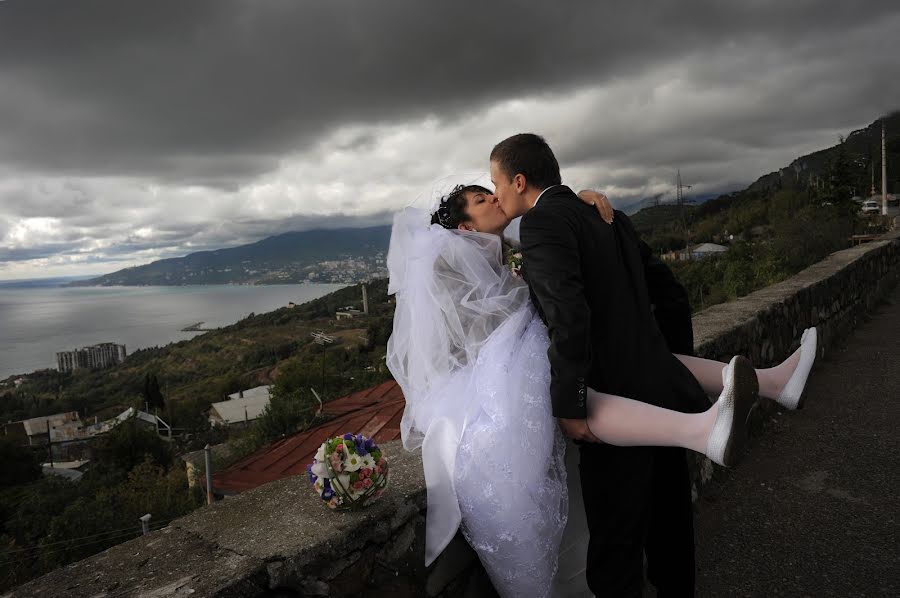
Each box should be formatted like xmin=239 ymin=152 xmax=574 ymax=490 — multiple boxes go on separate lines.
xmin=559 ymin=418 xmax=601 ymax=443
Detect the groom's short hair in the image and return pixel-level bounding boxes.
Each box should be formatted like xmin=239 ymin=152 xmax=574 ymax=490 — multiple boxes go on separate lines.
xmin=490 ymin=133 xmax=562 ymax=190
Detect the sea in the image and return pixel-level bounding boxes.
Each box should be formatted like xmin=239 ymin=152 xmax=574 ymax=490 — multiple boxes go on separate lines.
xmin=0 ymin=282 xmax=346 ymax=380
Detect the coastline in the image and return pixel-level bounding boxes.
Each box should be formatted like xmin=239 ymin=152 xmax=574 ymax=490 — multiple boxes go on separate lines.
xmin=0 ymin=283 xmax=347 ymax=380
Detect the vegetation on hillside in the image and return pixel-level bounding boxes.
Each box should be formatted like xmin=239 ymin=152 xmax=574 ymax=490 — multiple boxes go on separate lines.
xmin=0 ymin=281 xmax=397 ymax=591
xmin=0 ymin=421 xmax=202 ymax=592
xmin=632 ymin=114 xmax=899 ymax=311
xmin=0 ymin=280 xmax=395 ymax=433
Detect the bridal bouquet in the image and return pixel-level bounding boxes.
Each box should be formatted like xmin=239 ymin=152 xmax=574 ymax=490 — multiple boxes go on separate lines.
xmin=505 ymin=246 xmax=524 ymax=278
xmin=307 ymin=433 xmax=389 ymax=511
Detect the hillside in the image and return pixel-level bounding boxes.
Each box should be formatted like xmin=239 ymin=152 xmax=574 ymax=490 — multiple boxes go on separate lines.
xmin=627 ymin=112 xmax=900 ymax=312
xmin=0 ymin=279 xmax=396 ymax=429
xmin=629 ymin=112 xmax=900 ymax=254
xmin=74 ymin=225 xmax=392 ymax=286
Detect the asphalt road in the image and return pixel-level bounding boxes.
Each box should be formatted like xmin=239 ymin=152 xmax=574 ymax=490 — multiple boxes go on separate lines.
xmin=691 ymin=283 xmax=900 ymax=597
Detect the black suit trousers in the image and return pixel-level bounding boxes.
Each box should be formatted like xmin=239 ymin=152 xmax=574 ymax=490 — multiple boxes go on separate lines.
xmin=580 ymin=443 xmax=696 ymax=598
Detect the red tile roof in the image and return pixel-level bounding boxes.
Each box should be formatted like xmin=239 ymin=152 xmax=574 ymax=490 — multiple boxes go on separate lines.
xmin=212 ymin=380 xmax=405 ymax=495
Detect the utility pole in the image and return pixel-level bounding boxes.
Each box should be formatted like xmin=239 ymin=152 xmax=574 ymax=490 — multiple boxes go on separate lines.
xmin=46 ymin=420 xmax=53 ymax=468
xmin=882 ymin=119 xmax=888 ymax=216
xmin=204 ymin=445 xmax=213 ymax=505
xmin=677 ymin=169 xmax=693 ymax=260
xmin=310 ymin=331 xmax=335 ymax=394
xmin=140 ymin=513 xmax=152 ymax=536
xmin=310 ymin=387 xmax=324 ymax=416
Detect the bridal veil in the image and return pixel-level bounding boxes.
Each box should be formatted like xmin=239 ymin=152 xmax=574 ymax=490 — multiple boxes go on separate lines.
xmin=386 ymin=188 xmax=568 ymax=597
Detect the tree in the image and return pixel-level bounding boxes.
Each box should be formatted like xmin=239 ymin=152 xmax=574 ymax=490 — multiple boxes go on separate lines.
xmin=825 ymin=136 xmax=854 ymax=210
xmin=252 ymin=386 xmax=316 ymax=445
xmin=0 ymin=437 xmax=41 ymax=488
xmin=720 ymin=242 xmax=757 ymax=299
xmin=95 ymin=417 xmax=172 ymax=476
xmin=142 ymin=373 xmax=166 ymax=412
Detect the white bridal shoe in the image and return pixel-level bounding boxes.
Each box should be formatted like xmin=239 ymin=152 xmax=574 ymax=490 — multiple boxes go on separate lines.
xmin=776 ymin=327 xmax=818 ymax=410
xmin=706 ymin=355 xmax=759 ymax=467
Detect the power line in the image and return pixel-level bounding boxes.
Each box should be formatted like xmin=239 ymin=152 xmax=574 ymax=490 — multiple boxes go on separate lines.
xmin=677 ymin=168 xmax=694 ymax=259
xmin=0 ymin=530 xmax=142 ymax=568
xmin=0 ymin=517 xmax=178 ymax=561
xmin=0 ymin=527 xmax=141 ymax=556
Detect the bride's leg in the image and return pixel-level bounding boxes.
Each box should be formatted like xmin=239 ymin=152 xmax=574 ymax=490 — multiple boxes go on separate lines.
xmin=587 ymin=355 xmax=758 ymax=466
xmin=674 ymin=327 xmax=817 ymax=409
xmin=672 ymin=354 xmax=728 ymax=396
xmin=674 ymin=353 xmax=795 ymax=400
xmin=586 ymin=391 xmax=717 ymax=455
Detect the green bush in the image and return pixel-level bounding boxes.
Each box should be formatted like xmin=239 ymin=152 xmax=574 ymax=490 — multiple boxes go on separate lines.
xmin=0 ymin=438 xmax=41 ymax=488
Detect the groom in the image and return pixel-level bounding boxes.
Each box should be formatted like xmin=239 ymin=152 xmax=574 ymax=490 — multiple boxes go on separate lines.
xmin=490 ymin=133 xmax=710 ymax=597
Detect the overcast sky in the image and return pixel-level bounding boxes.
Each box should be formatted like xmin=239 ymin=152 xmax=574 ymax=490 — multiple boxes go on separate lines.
xmin=1 ymin=0 xmax=898 ymax=279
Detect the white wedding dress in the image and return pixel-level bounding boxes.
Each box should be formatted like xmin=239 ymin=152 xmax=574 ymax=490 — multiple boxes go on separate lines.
xmin=387 ymin=208 xmax=593 ymax=598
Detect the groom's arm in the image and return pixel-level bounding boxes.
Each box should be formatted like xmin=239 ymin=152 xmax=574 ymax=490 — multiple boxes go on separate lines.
xmin=520 ymin=208 xmax=592 ymax=421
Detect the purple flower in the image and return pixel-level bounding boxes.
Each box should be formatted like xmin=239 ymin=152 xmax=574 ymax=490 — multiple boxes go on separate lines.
xmin=343 ymin=433 xmax=354 ymax=441
xmin=306 ymin=464 xmax=317 ymax=484
xmin=322 ymin=488 xmax=334 ymax=500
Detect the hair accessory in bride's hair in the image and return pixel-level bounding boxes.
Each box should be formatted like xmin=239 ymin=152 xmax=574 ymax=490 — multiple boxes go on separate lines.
xmin=431 ymin=184 xmax=467 ymax=229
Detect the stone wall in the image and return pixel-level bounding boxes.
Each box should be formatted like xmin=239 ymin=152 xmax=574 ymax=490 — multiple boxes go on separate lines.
xmin=685 ymin=230 xmax=900 ymax=495
xmin=8 ymin=231 xmax=899 ymax=598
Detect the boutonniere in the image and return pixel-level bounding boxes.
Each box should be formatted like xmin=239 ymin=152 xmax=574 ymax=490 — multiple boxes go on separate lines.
xmin=505 ymin=246 xmax=524 ymax=278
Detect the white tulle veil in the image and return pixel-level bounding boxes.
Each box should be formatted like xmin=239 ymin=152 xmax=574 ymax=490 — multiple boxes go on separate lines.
xmin=385 ymin=175 xmax=568 ymax=597
xmin=387 ymin=173 xmax=527 ymax=447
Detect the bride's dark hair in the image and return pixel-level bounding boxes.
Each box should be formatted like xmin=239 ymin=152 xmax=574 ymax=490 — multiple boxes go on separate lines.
xmin=431 ymin=184 xmax=493 ymax=229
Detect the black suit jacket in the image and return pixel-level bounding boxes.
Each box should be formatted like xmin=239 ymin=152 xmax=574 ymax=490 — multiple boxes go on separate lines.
xmin=642 ymin=241 xmax=695 ymax=357
xmin=520 ymin=186 xmax=707 ymax=420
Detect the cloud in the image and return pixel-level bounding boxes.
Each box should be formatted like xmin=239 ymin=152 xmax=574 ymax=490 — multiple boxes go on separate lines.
xmin=0 ymin=0 xmax=899 ymax=278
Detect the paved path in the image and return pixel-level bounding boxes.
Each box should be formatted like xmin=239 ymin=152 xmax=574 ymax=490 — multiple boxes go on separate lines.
xmin=692 ymin=283 xmax=900 ymax=597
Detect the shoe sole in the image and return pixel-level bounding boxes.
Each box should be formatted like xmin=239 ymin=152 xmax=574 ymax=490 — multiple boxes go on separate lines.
xmin=722 ymin=356 xmax=759 ymax=467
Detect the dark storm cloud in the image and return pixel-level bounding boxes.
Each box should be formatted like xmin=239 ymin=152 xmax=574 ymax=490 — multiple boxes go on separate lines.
xmin=1 ymin=0 xmax=899 ymax=279
xmin=0 ymin=243 xmax=85 ymax=262
xmin=1 ymin=0 xmax=897 ymax=182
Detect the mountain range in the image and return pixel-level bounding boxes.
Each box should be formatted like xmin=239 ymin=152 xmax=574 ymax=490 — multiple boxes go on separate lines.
xmin=73 ymin=226 xmax=392 ymax=286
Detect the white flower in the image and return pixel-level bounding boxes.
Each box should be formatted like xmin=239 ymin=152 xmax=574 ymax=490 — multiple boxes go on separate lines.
xmin=343 ymin=452 xmax=363 ymax=472
xmin=332 ymin=473 xmax=352 ymax=493
xmin=314 ymin=443 xmax=327 ymax=463
xmin=311 ymin=461 xmax=329 ymax=478
xmin=361 ymin=455 xmax=377 ymax=470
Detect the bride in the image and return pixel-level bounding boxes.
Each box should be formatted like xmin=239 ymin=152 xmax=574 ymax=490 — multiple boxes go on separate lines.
xmin=385 ymin=180 xmax=817 ymax=597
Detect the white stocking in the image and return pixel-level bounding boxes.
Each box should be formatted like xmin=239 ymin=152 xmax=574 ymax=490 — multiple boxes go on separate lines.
xmin=675 ymin=350 xmax=801 ymax=401
xmin=586 ymin=390 xmax=718 ymax=456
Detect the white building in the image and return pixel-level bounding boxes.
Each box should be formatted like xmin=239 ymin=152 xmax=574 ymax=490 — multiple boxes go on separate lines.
xmin=663 ymin=243 xmax=728 ymax=262
xmin=209 ymin=386 xmax=272 ymax=427
xmin=56 ymin=343 xmax=127 ymax=372
xmin=87 ymin=407 xmax=172 ymax=438
xmin=9 ymin=411 xmax=83 ymax=445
